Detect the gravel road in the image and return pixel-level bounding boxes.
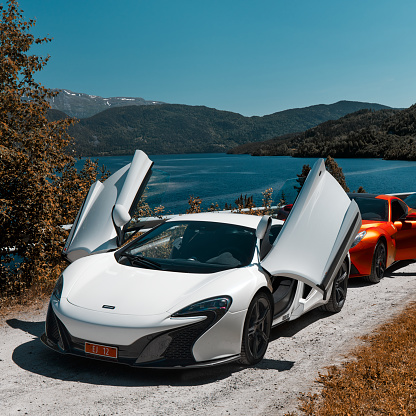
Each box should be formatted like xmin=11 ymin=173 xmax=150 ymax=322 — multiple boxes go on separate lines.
xmin=2 ymin=260 xmax=416 ymax=416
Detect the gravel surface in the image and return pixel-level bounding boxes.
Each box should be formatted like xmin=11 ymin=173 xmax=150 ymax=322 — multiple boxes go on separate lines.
xmin=1 ymin=260 xmax=416 ymax=416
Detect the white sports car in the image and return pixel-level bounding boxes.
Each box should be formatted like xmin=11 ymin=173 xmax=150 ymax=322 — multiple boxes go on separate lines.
xmin=41 ymin=151 xmax=361 ymax=368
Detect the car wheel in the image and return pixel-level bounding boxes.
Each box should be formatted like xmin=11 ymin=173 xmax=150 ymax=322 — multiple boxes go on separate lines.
xmin=364 ymin=241 xmax=386 ymax=284
xmin=320 ymin=259 xmax=348 ymax=313
xmin=239 ymin=292 xmax=272 ymax=365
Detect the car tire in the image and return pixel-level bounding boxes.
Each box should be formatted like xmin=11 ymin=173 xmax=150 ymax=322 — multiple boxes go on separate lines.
xmin=320 ymin=258 xmax=349 ymax=313
xmin=364 ymin=241 xmax=386 ymax=284
xmin=239 ymin=292 xmax=272 ymax=365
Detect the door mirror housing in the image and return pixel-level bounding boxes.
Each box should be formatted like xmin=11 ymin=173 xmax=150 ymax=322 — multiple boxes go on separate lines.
xmin=404 ymin=211 xmax=416 ymax=221
xmin=256 ymin=215 xmax=272 ymax=240
xmin=112 ymin=204 xmax=131 ymax=228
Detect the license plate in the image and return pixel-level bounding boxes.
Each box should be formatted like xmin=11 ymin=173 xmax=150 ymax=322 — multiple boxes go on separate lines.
xmin=85 ymin=342 xmax=118 ymax=359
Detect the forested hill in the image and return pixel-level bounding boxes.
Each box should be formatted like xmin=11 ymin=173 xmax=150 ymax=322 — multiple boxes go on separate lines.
xmin=229 ymin=104 xmax=416 ymax=160
xmin=47 ymin=100 xmax=390 ymax=156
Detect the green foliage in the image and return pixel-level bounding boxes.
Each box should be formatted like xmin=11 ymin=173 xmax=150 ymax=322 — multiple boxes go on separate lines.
xmin=232 ymin=104 xmax=416 ymax=161
xmin=49 ymin=101 xmax=390 ymax=157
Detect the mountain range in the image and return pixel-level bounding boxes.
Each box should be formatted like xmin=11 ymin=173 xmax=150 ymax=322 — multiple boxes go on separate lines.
xmin=47 ymin=89 xmax=164 ymax=119
xmin=229 ymin=104 xmax=416 ymax=160
xmin=47 ymin=92 xmax=391 ymax=156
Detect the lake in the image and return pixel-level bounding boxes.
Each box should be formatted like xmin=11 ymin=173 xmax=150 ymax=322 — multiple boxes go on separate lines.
xmin=75 ymin=154 xmax=416 ymax=214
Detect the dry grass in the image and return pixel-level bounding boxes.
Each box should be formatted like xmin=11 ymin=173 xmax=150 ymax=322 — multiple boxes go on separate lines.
xmin=0 ymin=287 xmax=49 ymax=322
xmin=287 ymin=302 xmax=416 ymax=415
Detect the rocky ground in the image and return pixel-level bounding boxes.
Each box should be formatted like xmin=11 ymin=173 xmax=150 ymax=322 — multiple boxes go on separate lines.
xmin=1 ymin=261 xmax=416 ymax=416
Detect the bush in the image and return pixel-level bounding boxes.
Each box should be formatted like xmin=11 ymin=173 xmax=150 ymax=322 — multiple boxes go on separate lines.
xmin=0 ymin=1 xmax=105 ymax=302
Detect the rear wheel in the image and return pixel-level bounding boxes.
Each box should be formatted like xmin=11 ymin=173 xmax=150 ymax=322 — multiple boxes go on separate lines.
xmin=239 ymin=292 xmax=272 ymax=365
xmin=321 ymin=259 xmax=349 ymax=313
xmin=364 ymin=241 xmax=386 ymax=284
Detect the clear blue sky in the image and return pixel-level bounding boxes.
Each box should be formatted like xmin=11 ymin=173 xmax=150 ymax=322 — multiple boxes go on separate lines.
xmin=18 ymin=0 xmax=416 ymax=116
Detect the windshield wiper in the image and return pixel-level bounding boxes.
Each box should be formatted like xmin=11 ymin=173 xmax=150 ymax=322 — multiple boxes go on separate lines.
xmin=121 ymin=253 xmax=162 ymax=270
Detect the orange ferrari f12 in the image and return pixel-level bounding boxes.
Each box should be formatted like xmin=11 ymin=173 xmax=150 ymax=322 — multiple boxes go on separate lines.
xmin=349 ymin=194 xmax=416 ymax=283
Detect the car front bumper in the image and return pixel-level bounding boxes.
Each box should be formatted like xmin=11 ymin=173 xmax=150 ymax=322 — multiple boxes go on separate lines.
xmin=41 ymin=302 xmax=240 ymax=368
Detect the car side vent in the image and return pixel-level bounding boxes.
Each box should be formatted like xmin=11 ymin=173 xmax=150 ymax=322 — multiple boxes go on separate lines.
xmin=46 ymin=303 xmax=61 ymax=344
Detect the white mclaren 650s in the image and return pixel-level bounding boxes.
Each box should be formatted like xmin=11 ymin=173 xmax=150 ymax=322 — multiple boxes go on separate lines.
xmin=41 ymin=151 xmax=361 ymax=368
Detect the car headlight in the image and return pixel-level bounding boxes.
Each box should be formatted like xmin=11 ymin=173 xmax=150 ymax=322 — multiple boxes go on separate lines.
xmin=171 ymin=296 xmax=232 ymax=319
xmin=351 ymin=230 xmax=367 ymax=248
xmin=52 ymin=274 xmax=64 ymax=300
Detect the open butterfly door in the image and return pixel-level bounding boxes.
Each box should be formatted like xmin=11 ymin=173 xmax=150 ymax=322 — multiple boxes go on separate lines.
xmin=261 ymin=159 xmax=361 ymax=298
xmin=63 ymin=150 xmax=153 ymax=262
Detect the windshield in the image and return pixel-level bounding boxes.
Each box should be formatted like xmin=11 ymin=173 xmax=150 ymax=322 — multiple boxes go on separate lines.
xmin=351 ymin=197 xmax=388 ymax=221
xmin=118 ymin=220 xmax=257 ymax=273
xmin=404 ymin=193 xmax=416 ymax=209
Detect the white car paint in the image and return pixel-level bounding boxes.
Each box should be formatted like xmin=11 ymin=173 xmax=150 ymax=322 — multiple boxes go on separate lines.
xmin=63 ymin=150 xmax=153 ymax=262
xmin=261 ymin=159 xmax=360 ymax=293
xmin=42 ymin=152 xmax=361 ymax=368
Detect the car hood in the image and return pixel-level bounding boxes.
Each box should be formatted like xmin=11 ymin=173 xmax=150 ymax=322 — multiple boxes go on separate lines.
xmin=65 ymin=254 xmax=233 ymax=316
xmin=360 ymin=220 xmax=388 ymax=229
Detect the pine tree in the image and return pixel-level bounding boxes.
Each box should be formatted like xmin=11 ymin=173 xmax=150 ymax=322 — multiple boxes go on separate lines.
xmin=325 ymin=156 xmax=350 ymax=192
xmin=294 ymin=164 xmax=311 ymax=193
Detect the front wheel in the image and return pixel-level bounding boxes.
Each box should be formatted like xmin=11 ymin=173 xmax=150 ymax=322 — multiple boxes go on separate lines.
xmin=321 ymin=259 xmax=349 ymax=313
xmin=364 ymin=241 xmax=386 ymax=284
xmin=239 ymin=292 xmax=272 ymax=365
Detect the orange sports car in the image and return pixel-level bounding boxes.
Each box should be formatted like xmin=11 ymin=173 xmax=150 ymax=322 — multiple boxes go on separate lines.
xmin=349 ymin=194 xmax=416 ymax=283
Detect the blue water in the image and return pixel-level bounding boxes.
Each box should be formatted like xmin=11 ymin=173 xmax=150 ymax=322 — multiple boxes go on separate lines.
xmin=75 ymin=154 xmax=416 ymax=214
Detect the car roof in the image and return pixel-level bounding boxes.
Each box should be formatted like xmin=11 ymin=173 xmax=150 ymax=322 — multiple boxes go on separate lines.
xmin=348 ymin=193 xmax=381 ymax=199
xmin=165 ymin=211 xmax=281 ymax=229
xmin=348 ymin=193 xmax=399 ymax=202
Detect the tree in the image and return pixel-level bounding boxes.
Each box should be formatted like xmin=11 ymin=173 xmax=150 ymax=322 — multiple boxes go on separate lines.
xmin=277 ymin=191 xmax=286 ymax=207
xmin=0 ymin=1 xmax=102 ymax=300
xmin=294 ymin=164 xmax=311 ymax=193
xmin=325 ymin=156 xmax=350 ymax=192
xmin=354 ymin=186 xmax=366 ymax=193
xmin=294 ymin=157 xmax=351 ymax=195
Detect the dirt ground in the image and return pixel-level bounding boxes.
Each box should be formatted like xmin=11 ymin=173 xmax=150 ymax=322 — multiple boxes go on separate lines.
xmin=1 ymin=260 xmax=416 ymax=416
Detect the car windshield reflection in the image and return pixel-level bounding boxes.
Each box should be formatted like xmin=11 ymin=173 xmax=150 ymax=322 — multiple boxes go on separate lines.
xmin=404 ymin=193 xmax=416 ymax=209
xmin=118 ymin=221 xmax=257 ymax=273
xmin=351 ymin=197 xmax=388 ymax=221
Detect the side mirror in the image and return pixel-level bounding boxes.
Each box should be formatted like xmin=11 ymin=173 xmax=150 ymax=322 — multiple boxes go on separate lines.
xmin=284 ymin=203 xmax=293 ymax=212
xmin=404 ymin=211 xmax=416 ymax=221
xmin=112 ymin=204 xmax=131 ymax=228
xmin=256 ymin=215 xmax=272 ymax=240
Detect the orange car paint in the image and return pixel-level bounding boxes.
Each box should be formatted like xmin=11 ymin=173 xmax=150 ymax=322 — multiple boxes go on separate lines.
xmin=349 ymin=195 xmax=416 ymax=278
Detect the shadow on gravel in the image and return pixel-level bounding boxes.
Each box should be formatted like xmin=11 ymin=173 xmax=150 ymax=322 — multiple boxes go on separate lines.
xmin=346 ymin=260 xmax=416 ymax=288
xmin=8 ymin=319 xmax=294 ymax=387
xmin=384 ymin=260 xmax=416 ymax=277
xmin=7 ymin=318 xmax=44 ymax=337
xmin=347 ymin=277 xmax=375 ymax=288
xmin=269 ymin=309 xmax=329 ymax=342
xmin=254 ymin=358 xmax=294 ymax=371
